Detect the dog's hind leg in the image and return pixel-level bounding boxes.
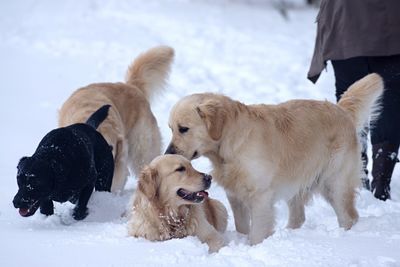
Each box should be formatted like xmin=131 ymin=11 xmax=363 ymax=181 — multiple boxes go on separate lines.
xmin=286 ymin=191 xmax=309 ymax=229
xmin=73 ymin=183 xmax=95 ymax=220
xmin=110 ymin=139 xmax=130 ymax=193
xmin=321 ymin=169 xmax=359 ymax=230
xmin=227 ymin=193 xmax=250 ymax=234
xmin=128 ymin=117 xmax=162 ymax=179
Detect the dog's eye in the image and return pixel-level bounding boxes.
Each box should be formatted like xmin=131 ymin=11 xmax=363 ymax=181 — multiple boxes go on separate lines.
xmin=178 ymin=126 xmax=189 ymax=134
xmin=175 ymin=166 xmax=186 ymax=172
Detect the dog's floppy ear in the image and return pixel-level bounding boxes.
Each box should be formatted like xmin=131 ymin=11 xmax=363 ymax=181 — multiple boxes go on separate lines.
xmin=18 ymin=157 xmax=29 ymax=166
xmin=17 ymin=157 xmax=29 ymax=174
xmin=138 ymin=166 xmax=158 ymax=200
xmin=196 ymin=100 xmax=227 ymax=141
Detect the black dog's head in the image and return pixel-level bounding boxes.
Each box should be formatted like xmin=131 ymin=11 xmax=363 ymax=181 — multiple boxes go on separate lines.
xmin=13 ymin=156 xmax=54 ymax=217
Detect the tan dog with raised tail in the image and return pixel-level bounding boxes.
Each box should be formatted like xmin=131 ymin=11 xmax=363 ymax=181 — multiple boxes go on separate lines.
xmin=59 ymin=46 xmax=174 ymax=193
xmin=165 ymin=73 xmax=383 ymax=245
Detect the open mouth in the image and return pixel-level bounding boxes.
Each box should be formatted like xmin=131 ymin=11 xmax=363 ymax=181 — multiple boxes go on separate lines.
xmin=18 ymin=200 xmax=40 ymax=217
xmin=177 ymin=188 xmax=208 ymax=203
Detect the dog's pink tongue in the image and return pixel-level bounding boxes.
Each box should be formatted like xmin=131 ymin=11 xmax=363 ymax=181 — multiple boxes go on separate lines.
xmin=198 ymin=191 xmax=209 ymax=198
xmin=19 ymin=208 xmax=29 ymax=217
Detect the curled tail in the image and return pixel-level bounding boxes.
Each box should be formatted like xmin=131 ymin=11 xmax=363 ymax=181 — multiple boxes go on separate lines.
xmin=125 ymin=46 xmax=174 ymax=101
xmin=337 ymin=73 xmax=384 ymax=132
xmin=86 ymin=105 xmax=111 ymax=129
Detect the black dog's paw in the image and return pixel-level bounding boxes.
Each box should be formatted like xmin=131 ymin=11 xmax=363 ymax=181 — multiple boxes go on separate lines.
xmin=40 ymin=201 xmax=54 ymax=216
xmin=41 ymin=209 xmax=54 ymax=216
xmin=72 ymin=207 xmax=89 ymax=220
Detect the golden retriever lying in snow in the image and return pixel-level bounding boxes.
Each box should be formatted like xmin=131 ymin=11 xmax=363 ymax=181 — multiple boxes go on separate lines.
xmin=59 ymin=46 xmax=174 ymax=193
xmin=127 ymin=155 xmax=228 ymax=252
xmin=165 ymin=73 xmax=383 ymax=245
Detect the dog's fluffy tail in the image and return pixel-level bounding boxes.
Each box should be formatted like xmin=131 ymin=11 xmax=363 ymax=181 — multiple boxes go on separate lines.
xmin=125 ymin=46 xmax=174 ymax=101
xmin=337 ymin=73 xmax=384 ymax=132
xmin=86 ymin=104 xmax=111 ymax=129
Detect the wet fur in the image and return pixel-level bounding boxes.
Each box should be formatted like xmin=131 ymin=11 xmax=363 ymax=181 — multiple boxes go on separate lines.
xmin=127 ymin=155 xmax=227 ymax=253
xmin=13 ymin=106 xmax=114 ymax=220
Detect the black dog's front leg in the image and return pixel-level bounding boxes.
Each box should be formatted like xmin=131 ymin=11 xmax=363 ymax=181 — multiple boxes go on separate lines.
xmin=72 ymin=184 xmax=94 ymax=220
xmin=40 ymin=199 xmax=54 ymax=216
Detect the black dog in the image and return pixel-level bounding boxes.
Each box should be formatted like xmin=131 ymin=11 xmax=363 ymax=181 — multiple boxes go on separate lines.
xmin=13 ymin=105 xmax=114 ymax=220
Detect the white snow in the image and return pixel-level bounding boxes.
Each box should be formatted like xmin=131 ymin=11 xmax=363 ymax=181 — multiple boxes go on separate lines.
xmin=1 ymin=1 xmax=400 ymax=266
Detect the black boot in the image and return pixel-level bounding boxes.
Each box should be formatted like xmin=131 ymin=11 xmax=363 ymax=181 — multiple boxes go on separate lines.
xmin=360 ymin=129 xmax=370 ymax=190
xmin=361 ymin=151 xmax=370 ymax=190
xmin=371 ymin=142 xmax=399 ymax=201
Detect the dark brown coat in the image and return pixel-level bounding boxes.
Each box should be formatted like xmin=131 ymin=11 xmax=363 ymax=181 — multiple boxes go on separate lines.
xmin=308 ymin=0 xmax=400 ymax=83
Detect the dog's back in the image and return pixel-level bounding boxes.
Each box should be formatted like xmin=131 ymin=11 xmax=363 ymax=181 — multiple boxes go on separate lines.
xmin=66 ymin=105 xmax=114 ymax=192
xmin=58 ymin=46 xmax=174 ymax=192
xmin=242 ymin=74 xmax=383 ymax=191
xmin=32 ymin=126 xmax=102 ymax=201
xmin=39 ymin=105 xmax=113 ymax=194
xmin=164 ymin=73 xmax=383 ymax=244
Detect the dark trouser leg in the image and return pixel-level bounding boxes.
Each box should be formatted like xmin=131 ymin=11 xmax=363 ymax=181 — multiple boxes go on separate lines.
xmin=360 ymin=129 xmax=370 ymax=190
xmin=332 ymin=58 xmax=371 ymax=189
xmin=368 ymin=55 xmax=400 ymax=200
xmin=371 ymin=143 xmax=399 ymax=200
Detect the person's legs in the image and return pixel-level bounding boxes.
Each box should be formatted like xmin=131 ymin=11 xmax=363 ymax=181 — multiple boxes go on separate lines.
xmin=331 ymin=57 xmax=371 ymax=189
xmin=367 ymin=55 xmax=400 ymax=200
xmin=331 ymin=57 xmax=370 ymax=101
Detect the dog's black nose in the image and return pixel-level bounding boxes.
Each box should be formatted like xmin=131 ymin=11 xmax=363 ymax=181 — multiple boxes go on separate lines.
xmin=12 ymin=196 xmax=20 ymax=208
xmin=165 ymin=144 xmax=176 ymax=154
xmin=203 ymin=174 xmax=212 ymax=188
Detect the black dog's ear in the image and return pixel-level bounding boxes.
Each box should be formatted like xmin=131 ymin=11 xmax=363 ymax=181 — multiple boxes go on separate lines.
xmin=18 ymin=157 xmax=29 ymax=166
xmin=138 ymin=166 xmax=158 ymax=200
xmin=17 ymin=157 xmax=29 ymax=173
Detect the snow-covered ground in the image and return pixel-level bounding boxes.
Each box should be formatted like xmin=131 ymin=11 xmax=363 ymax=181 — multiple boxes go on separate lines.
xmin=1 ymin=1 xmax=400 ymax=266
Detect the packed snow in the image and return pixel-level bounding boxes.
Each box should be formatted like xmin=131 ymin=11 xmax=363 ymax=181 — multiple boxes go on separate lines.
xmin=1 ymin=1 xmax=399 ymax=266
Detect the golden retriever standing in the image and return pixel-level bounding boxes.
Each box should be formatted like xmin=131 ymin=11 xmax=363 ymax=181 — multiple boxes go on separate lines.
xmin=127 ymin=155 xmax=228 ymax=253
xmin=165 ymin=73 xmax=383 ymax=245
xmin=59 ymin=46 xmax=174 ymax=193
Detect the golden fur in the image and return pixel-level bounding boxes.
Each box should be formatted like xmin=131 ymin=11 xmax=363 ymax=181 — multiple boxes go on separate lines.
xmin=166 ymin=73 xmax=384 ymax=245
xmin=127 ymin=155 xmax=228 ymax=253
xmin=59 ymin=46 xmax=174 ymax=192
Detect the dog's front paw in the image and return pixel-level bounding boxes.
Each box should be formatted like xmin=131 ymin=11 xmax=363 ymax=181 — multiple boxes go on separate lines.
xmin=207 ymin=234 xmax=225 ymax=253
xmin=72 ymin=207 xmax=88 ymax=220
xmin=249 ymin=229 xmax=274 ymax=246
xmin=40 ymin=200 xmax=54 ymax=216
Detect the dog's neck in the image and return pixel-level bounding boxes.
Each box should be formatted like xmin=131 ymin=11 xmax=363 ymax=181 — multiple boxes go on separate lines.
xmin=158 ymin=204 xmax=191 ymax=239
xmin=204 ymin=100 xmax=269 ymax=188
xmin=211 ymin=100 xmax=274 ymax=164
xmin=134 ymin=193 xmax=192 ymax=240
